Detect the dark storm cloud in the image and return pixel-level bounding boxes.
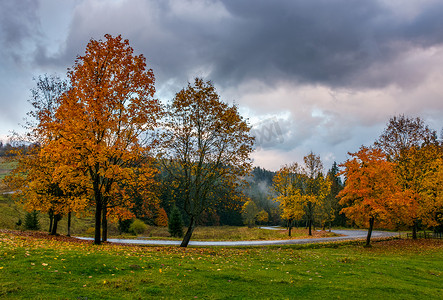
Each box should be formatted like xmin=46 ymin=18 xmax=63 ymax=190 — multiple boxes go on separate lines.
xmin=214 ymin=0 xmax=443 ymax=88
xmin=2 ymin=0 xmax=442 ymax=166
xmin=30 ymin=0 xmax=443 ymax=91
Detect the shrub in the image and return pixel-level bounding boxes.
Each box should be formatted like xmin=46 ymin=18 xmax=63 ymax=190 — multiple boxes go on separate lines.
xmin=24 ymin=210 xmax=40 ymax=230
xmin=129 ymin=219 xmax=148 ymax=235
xmin=118 ymin=219 xmax=132 ymax=234
xmin=168 ymin=206 xmax=184 ymax=237
xmin=85 ymin=227 xmax=96 ymax=236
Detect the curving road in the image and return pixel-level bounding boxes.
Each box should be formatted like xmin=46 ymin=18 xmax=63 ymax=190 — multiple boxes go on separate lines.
xmin=76 ymin=229 xmax=397 ymax=246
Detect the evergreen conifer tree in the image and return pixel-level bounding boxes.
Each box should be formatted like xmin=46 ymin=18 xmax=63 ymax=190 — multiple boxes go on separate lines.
xmin=168 ymin=206 xmax=184 ymax=237
xmin=24 ymin=210 xmax=40 ymax=230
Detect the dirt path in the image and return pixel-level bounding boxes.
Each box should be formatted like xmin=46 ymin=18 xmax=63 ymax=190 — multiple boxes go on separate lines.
xmin=76 ymin=229 xmax=398 ymax=246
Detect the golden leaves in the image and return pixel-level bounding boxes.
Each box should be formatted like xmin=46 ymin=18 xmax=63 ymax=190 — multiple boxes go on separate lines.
xmin=272 ymin=153 xmax=331 ymax=224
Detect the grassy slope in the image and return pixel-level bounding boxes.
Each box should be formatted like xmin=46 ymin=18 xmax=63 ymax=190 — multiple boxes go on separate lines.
xmin=0 ymin=231 xmax=441 ymax=299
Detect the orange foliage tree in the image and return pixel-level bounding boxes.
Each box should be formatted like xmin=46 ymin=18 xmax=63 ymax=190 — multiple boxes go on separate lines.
xmin=4 ymin=75 xmax=87 ymax=236
xmin=155 ymin=208 xmax=169 ymax=227
xmin=338 ymin=146 xmax=412 ymax=246
xmin=39 ymin=35 xmax=163 ymax=244
xmin=161 ymin=78 xmax=254 ymax=247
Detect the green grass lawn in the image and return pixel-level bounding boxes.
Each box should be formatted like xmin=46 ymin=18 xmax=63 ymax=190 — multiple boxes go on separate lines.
xmin=0 ymin=230 xmax=441 ymax=299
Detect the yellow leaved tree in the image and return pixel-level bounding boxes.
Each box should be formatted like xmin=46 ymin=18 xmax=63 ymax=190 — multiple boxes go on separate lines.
xmin=272 ymin=163 xmax=304 ymax=236
xmin=375 ymin=115 xmax=440 ymax=238
xmin=272 ymin=153 xmax=331 ymax=236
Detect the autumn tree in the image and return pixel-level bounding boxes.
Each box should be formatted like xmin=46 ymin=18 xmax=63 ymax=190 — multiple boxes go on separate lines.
xmin=256 ymin=210 xmax=269 ymax=226
xmin=302 ymin=152 xmax=331 ymax=235
xmin=40 ymin=35 xmax=163 ymax=244
xmin=241 ymin=200 xmax=259 ymax=228
xmin=161 ymin=78 xmax=254 ymax=247
xmin=272 ymin=155 xmax=330 ymax=236
xmin=155 ymin=208 xmax=168 ymax=227
xmin=420 ymin=152 xmax=443 ymax=231
xmin=399 ymin=144 xmax=443 ymax=232
xmin=375 ymin=115 xmax=439 ymax=238
xmin=375 ymin=115 xmax=437 ymax=159
xmin=338 ymin=146 xmax=411 ymax=246
xmin=272 ymin=163 xmax=304 ymax=236
xmin=4 ymin=74 xmax=85 ymax=236
xmin=4 ymin=145 xmax=88 ymax=236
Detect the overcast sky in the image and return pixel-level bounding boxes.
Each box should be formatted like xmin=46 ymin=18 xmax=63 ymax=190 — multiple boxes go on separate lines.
xmin=1 ymin=0 xmax=442 ymax=171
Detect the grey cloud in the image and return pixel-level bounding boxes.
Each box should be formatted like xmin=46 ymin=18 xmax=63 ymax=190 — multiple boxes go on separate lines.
xmin=0 ymin=0 xmax=39 ymax=49
xmin=30 ymin=0 xmax=443 ymax=92
xmin=216 ymin=0 xmax=443 ymax=89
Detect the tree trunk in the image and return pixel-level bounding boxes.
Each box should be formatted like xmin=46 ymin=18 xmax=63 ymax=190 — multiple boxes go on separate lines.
xmin=102 ymin=204 xmax=108 ymax=242
xmin=50 ymin=214 xmax=62 ymax=235
xmin=328 ymin=221 xmax=331 ymax=232
xmin=288 ymin=219 xmax=293 ymax=236
xmin=94 ymin=196 xmax=102 ymax=245
xmin=48 ymin=210 xmax=53 ymax=233
xmin=365 ymin=216 xmax=375 ymax=247
xmin=180 ymin=217 xmax=196 ymax=247
xmin=308 ymin=219 xmax=312 ymax=236
xmin=67 ymin=211 xmax=71 ymax=237
xmin=412 ymin=221 xmax=417 ymax=239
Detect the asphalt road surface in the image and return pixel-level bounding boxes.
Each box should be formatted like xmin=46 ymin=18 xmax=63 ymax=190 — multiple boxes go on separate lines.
xmin=76 ymin=229 xmax=397 ymax=246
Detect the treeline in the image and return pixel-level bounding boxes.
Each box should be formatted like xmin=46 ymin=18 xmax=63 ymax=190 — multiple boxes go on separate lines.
xmin=269 ymin=115 xmax=442 ymax=246
xmin=0 ymin=142 xmax=33 ymax=157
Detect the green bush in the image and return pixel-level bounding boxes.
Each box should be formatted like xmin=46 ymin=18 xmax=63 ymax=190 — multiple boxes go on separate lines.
xmin=24 ymin=210 xmax=40 ymax=230
xmin=129 ymin=219 xmax=147 ymax=235
xmin=168 ymin=206 xmax=184 ymax=237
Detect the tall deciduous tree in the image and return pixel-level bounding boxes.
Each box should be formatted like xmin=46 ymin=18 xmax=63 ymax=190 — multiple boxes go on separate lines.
xmin=272 ymin=163 xmax=304 ymax=236
xmin=272 ymin=154 xmax=330 ymax=236
xmin=161 ymin=78 xmax=254 ymax=247
xmin=338 ymin=146 xmax=411 ymax=246
xmin=4 ymin=74 xmax=84 ymax=236
xmin=41 ymin=34 xmax=163 ymax=244
xmin=420 ymin=152 xmax=443 ymax=231
xmin=375 ymin=115 xmax=439 ymax=238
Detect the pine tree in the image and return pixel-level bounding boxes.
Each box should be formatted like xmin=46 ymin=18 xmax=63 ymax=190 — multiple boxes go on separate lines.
xmin=168 ymin=206 xmax=184 ymax=237
xmin=24 ymin=210 xmax=40 ymax=230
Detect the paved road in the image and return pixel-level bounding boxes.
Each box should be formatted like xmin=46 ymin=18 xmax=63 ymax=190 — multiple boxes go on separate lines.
xmin=76 ymin=229 xmax=397 ymax=246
